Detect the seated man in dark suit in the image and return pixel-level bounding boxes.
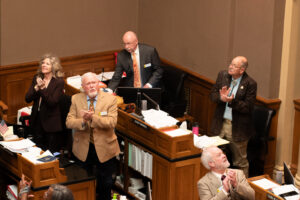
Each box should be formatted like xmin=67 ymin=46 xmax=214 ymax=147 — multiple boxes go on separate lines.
xmin=198 ymin=146 xmax=255 ymax=200
xmin=108 ymin=31 xmax=163 ymax=92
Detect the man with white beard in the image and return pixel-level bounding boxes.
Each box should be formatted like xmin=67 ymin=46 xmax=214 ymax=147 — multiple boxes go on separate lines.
xmin=66 ymin=72 xmax=120 ymax=200
xmin=197 ymin=146 xmax=255 ymax=200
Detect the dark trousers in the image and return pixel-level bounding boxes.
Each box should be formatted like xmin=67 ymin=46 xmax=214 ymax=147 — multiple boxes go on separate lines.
xmin=77 ymin=143 xmax=116 ymax=200
xmin=33 ymin=113 xmax=62 ymax=153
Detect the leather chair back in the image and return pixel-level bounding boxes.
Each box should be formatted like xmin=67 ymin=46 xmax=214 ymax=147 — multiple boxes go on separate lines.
xmin=248 ymin=104 xmax=275 ymax=177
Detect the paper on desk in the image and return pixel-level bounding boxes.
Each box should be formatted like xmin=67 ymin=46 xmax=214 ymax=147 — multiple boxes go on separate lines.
xmin=22 ymin=149 xmax=54 ymax=164
xmin=193 ymin=135 xmax=229 ymax=149
xmin=0 ymin=138 xmax=35 ymax=153
xmin=163 ymin=128 xmax=191 ymax=137
xmin=284 ymin=195 xmax=300 ymax=200
xmin=97 ymin=71 xmax=115 ymax=81
xmin=3 ymin=126 xmax=14 ymax=138
xmin=141 ymin=109 xmax=178 ymax=129
xmin=251 ymin=178 xmax=280 ymax=190
xmin=67 ymin=75 xmax=82 ymax=89
xmin=272 ymin=184 xmax=299 ymax=196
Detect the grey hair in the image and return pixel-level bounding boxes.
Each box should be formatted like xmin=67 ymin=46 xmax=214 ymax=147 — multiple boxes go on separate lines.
xmin=50 ymin=184 xmax=74 ymax=200
xmin=81 ymin=72 xmax=97 ymax=85
xmin=200 ymin=147 xmax=214 ymax=170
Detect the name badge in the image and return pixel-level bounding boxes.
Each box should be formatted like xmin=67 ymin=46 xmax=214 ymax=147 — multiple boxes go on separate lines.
xmin=99 ymin=111 xmax=108 ymax=116
xmin=144 ymin=63 xmax=151 ymax=68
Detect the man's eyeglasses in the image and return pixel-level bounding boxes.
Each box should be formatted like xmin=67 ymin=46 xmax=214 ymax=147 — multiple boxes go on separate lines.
xmin=229 ymin=63 xmax=241 ymax=69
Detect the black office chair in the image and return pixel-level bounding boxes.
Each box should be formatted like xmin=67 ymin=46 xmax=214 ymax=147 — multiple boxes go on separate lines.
xmin=247 ymin=104 xmax=275 ymax=177
xmin=160 ymin=65 xmax=187 ymax=118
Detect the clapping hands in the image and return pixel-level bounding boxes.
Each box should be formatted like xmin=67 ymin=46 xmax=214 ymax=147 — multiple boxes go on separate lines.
xmin=219 ymin=86 xmax=234 ymax=102
xmin=222 ymin=170 xmax=237 ymax=192
xmin=34 ymin=77 xmax=46 ymax=91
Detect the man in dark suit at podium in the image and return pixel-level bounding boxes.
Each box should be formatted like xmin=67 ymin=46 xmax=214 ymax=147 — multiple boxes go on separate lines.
xmin=108 ymin=31 xmax=163 ymax=91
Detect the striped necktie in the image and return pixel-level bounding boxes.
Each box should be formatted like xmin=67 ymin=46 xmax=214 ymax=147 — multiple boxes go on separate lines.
xmin=89 ymin=98 xmax=95 ymax=143
xmin=228 ymin=80 xmax=237 ymax=97
xmin=132 ymin=52 xmax=141 ymax=88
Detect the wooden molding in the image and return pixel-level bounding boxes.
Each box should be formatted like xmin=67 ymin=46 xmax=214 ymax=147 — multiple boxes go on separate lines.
xmin=291 ymin=99 xmax=300 ymax=174
xmin=0 ymin=50 xmax=120 ymax=123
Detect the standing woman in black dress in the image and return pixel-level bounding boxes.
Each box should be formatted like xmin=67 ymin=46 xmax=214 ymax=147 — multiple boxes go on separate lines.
xmin=25 ymin=54 xmax=64 ymax=152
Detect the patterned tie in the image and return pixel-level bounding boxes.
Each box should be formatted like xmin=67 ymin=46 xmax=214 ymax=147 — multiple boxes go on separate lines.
xmin=132 ymin=52 xmax=141 ymax=88
xmin=89 ymin=98 xmax=95 ymax=144
xmin=228 ymin=80 xmax=237 ymax=97
xmin=221 ymin=175 xmax=226 ymax=181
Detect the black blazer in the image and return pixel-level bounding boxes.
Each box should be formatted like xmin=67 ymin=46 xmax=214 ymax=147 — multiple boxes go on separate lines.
xmin=25 ymin=75 xmax=64 ymax=133
xmin=210 ymin=70 xmax=257 ymax=142
xmin=108 ymin=43 xmax=163 ymax=91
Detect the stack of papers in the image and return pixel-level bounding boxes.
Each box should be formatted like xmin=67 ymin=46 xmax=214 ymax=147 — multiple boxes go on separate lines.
xmin=97 ymin=71 xmax=115 ymax=81
xmin=66 ymin=75 xmax=82 ymax=89
xmin=21 ymin=148 xmax=56 ymax=164
xmin=163 ymin=128 xmax=191 ymax=137
xmin=252 ymin=178 xmax=299 ymax=200
xmin=272 ymin=184 xmax=299 ymax=199
xmin=193 ymin=135 xmax=229 ymax=149
xmin=141 ymin=109 xmax=178 ymax=129
xmin=0 ymin=138 xmax=35 ymax=153
xmin=252 ymin=178 xmax=280 ymax=189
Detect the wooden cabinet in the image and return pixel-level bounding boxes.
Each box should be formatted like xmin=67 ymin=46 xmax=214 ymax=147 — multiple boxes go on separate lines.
xmin=116 ymin=109 xmax=203 ymax=200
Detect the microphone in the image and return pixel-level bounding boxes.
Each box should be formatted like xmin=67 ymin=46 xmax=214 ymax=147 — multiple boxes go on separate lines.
xmin=142 ymin=92 xmax=160 ymax=110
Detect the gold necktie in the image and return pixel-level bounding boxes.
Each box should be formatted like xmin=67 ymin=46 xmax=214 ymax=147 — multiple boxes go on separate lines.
xmin=89 ymin=98 xmax=95 ymax=144
xmin=132 ymin=53 xmax=141 ymax=87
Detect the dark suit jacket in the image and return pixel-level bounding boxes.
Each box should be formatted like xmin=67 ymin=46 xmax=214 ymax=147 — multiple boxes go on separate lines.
xmin=108 ymin=43 xmax=163 ymax=91
xmin=197 ymin=169 xmax=255 ymax=200
xmin=25 ymin=75 xmax=64 ymax=133
xmin=210 ymin=70 xmax=257 ymax=142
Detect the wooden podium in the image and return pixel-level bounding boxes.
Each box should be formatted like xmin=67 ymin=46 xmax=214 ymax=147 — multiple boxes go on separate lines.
xmin=117 ymin=109 xmax=202 ymax=200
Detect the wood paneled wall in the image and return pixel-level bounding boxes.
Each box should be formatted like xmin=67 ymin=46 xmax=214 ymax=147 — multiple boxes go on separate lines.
xmin=292 ymin=99 xmax=300 ymax=174
xmin=0 ymin=51 xmax=281 ymax=176
xmin=0 ymin=50 xmax=117 ymax=122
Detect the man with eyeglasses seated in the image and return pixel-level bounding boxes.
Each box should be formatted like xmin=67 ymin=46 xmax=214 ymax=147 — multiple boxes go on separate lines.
xmin=108 ymin=31 xmax=163 ymax=92
xmin=210 ymin=56 xmax=257 ymax=177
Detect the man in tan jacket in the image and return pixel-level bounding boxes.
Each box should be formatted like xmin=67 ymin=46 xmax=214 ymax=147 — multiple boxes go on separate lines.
xmin=198 ymin=146 xmax=255 ymax=200
xmin=66 ymin=72 xmax=120 ymax=200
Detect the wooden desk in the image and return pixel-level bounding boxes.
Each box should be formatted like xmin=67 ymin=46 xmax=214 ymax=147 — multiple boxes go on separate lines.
xmin=0 ymin=144 xmax=96 ymax=200
xmin=117 ymin=109 xmax=202 ymax=200
xmin=248 ymin=174 xmax=283 ymax=200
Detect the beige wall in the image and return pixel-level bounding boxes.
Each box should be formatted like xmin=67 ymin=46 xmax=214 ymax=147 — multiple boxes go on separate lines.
xmin=0 ymin=0 xmax=138 ymax=65
xmin=138 ymin=0 xmax=285 ymax=98
xmin=1 ymin=0 xmax=285 ymax=99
